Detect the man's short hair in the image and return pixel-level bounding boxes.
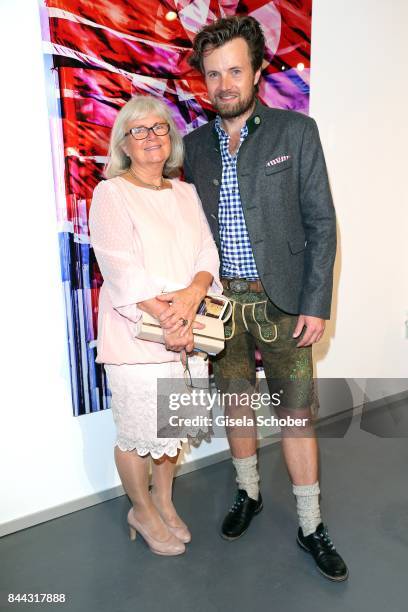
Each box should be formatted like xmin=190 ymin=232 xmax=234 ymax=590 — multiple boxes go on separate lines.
xmin=188 ymin=15 xmax=265 ymax=74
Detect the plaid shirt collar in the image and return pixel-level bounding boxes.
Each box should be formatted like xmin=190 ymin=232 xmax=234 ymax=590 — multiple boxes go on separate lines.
xmin=214 ymin=115 xmax=249 ymax=151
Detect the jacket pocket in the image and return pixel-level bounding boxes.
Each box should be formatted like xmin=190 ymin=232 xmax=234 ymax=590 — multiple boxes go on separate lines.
xmin=288 ymin=237 xmax=307 ymax=254
xmin=265 ymin=160 xmax=292 ymax=175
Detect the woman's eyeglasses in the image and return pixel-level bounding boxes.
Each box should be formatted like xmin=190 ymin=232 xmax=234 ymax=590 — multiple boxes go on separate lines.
xmin=125 ymin=123 xmax=170 ymax=140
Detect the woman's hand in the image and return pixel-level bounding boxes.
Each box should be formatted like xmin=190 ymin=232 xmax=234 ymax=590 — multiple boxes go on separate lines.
xmin=163 ymin=326 xmax=195 ymax=353
xmin=157 ymin=282 xmax=207 ymax=336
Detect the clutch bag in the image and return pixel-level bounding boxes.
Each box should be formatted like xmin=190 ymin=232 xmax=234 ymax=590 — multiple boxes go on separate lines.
xmin=138 ymin=312 xmax=225 ymax=355
xmin=138 ymin=295 xmax=232 ymax=355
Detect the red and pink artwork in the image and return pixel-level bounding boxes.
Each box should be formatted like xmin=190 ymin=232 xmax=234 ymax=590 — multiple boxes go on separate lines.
xmin=40 ymin=0 xmax=312 ymax=415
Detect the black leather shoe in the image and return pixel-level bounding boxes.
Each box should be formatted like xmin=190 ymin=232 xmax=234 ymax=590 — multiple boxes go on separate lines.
xmin=221 ymin=489 xmax=263 ymax=540
xmin=297 ymin=522 xmax=349 ymax=581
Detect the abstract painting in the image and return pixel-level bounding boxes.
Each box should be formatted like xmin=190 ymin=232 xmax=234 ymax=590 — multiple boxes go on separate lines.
xmin=40 ymin=0 xmax=312 ymax=415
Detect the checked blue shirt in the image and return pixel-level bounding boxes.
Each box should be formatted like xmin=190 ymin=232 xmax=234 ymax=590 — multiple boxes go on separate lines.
xmin=215 ymin=116 xmax=259 ymax=280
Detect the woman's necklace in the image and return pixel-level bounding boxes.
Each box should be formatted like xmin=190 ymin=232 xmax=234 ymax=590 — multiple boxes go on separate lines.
xmin=129 ymin=166 xmax=164 ymax=190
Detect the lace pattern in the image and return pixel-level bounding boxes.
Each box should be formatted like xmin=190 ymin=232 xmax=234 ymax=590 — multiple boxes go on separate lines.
xmin=105 ymin=356 xmax=210 ymax=459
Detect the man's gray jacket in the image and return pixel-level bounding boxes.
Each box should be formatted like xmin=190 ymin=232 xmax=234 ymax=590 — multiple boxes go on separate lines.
xmin=183 ymin=100 xmax=336 ymax=320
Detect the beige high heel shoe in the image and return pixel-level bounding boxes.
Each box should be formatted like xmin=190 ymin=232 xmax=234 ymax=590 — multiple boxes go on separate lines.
xmin=127 ymin=508 xmax=185 ymax=556
xmin=150 ymin=495 xmax=191 ymax=543
xmin=161 ymin=517 xmax=191 ymax=544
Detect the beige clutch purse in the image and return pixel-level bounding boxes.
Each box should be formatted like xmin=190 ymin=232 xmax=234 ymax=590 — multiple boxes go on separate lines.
xmin=138 ymin=312 xmax=224 ymax=355
xmin=138 ymin=295 xmax=232 ymax=355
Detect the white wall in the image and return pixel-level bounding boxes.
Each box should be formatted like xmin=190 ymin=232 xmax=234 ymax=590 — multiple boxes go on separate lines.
xmin=310 ymin=0 xmax=408 ymax=378
xmin=1 ymin=0 xmax=407 ymax=534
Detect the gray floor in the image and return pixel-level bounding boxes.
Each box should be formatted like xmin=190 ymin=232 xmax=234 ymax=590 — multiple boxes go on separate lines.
xmin=1 ymin=411 xmax=408 ymax=612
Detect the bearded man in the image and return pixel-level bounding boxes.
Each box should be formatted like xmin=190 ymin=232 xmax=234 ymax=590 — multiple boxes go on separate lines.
xmin=183 ymin=15 xmax=348 ymax=582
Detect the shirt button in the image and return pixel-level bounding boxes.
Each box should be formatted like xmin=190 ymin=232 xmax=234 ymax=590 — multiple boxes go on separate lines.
xmin=213 ymin=179 xmax=219 ymax=186
xmin=254 ymin=116 xmax=261 ymax=125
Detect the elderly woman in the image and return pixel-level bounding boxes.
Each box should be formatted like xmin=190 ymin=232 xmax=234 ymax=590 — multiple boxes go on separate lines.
xmin=89 ymin=95 xmax=221 ymax=556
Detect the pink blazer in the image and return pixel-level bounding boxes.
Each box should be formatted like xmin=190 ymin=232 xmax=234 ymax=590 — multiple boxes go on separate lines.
xmin=89 ymin=177 xmax=222 ymax=364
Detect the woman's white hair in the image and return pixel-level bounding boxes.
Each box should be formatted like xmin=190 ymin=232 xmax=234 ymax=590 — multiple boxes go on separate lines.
xmin=105 ymin=95 xmax=184 ymax=179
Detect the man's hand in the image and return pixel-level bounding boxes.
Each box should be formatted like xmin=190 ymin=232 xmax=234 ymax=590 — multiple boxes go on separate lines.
xmin=293 ymin=315 xmax=325 ymax=347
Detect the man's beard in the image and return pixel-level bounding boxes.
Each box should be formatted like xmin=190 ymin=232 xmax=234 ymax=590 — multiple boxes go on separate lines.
xmin=213 ymin=88 xmax=256 ymax=119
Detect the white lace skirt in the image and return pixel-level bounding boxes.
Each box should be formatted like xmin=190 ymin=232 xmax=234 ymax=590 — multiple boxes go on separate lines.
xmin=104 ymin=356 xmax=209 ymax=459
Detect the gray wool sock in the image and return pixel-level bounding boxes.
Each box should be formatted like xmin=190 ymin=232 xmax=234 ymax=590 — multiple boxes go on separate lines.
xmin=292 ymin=481 xmax=321 ymax=536
xmin=232 ymin=454 xmax=260 ymax=501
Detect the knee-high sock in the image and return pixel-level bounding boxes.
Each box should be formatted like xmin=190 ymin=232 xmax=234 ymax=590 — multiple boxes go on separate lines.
xmin=292 ymin=481 xmax=321 ymax=536
xmin=232 ymin=454 xmax=260 ymax=500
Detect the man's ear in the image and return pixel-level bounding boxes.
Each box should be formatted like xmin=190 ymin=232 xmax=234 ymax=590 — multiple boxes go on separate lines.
xmin=254 ymin=68 xmax=261 ymax=87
